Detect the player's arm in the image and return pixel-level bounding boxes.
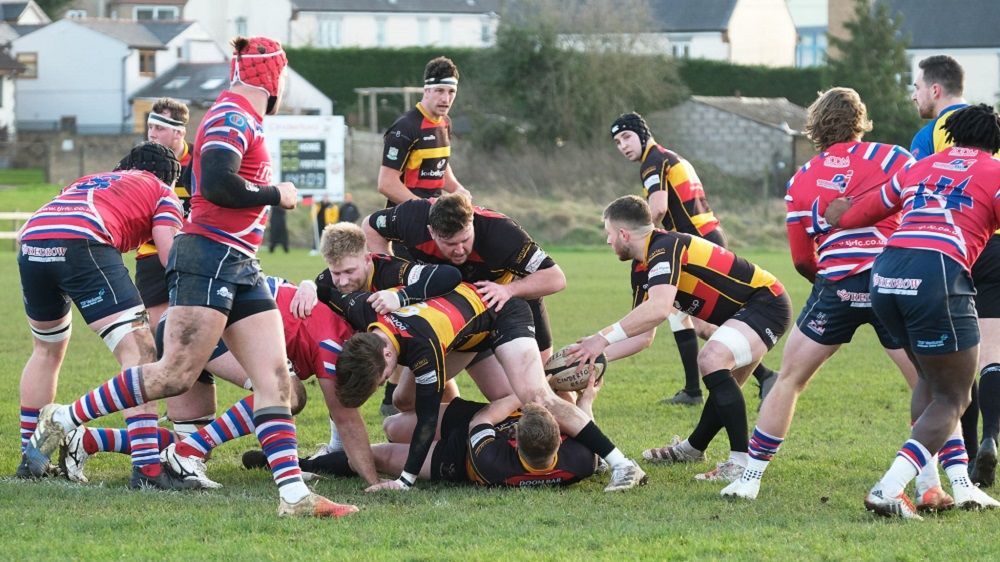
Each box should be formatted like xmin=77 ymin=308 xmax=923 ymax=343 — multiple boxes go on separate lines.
xmin=325 ymin=291 xmax=379 ymax=330
xmin=574 ymin=374 xmax=602 ymax=420
xmin=826 ymin=178 xmax=901 ymax=230
xmin=648 ymin=190 xmax=668 ymax=226
xmin=151 ymin=225 xmax=178 ymax=268
xmin=198 ymin=149 xmax=295 ymax=209
xmin=442 ymin=164 xmax=470 ymax=199
xmin=571 ymin=283 xmax=677 ymax=368
xmin=367 ymin=263 xmax=463 ymax=315
xmin=377 ymin=166 xmax=419 ymax=205
xmin=786 ymin=214 xmax=818 ymax=283
xmin=318 ymin=378 xmax=384 ymax=487
xmin=363 ymin=210 xmax=394 ymax=255
xmin=476 ymin=235 xmax=565 ymax=310
xmin=378 ymin=124 xmax=418 ymax=204
xmin=151 ymin=190 xmax=184 ymax=267
xmin=468 ymin=394 xmax=522 ymax=427
xmin=603 ymin=328 xmax=657 ymax=362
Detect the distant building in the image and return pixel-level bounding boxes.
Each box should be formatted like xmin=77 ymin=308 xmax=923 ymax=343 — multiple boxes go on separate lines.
xmin=650 ymin=95 xmax=810 ymax=180
xmin=785 ymin=0 xmax=827 ymax=67
xmin=0 ymin=1 xmax=49 ymax=24
xmin=63 ymin=0 xmax=186 ymax=20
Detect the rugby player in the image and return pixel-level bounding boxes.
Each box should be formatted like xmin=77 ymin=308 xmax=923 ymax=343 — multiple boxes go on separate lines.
xmin=909 ymin=55 xmax=1000 ymax=487
xmin=569 ymin=195 xmax=792 ymax=483
xmin=329 ymin=284 xmax=647 ymax=492
xmin=825 ymin=104 xmax=1000 ymax=518
xmin=721 ymin=88 xmax=927 ymax=502
xmin=610 ymin=112 xmax=778 ymax=406
xmin=16 ymin=143 xmax=185 ymax=489
xmin=23 ymin=36 xmax=357 ymax=518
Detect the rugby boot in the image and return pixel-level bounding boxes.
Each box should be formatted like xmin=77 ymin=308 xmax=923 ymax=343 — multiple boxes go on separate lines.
xmin=971 ymin=437 xmax=997 ymax=488
xmin=277 ymin=493 xmax=359 ymax=518
xmin=128 ymin=464 xmax=203 ymax=491
xmin=915 ymin=484 xmax=955 ymax=513
xmin=605 ymin=460 xmax=648 ymax=492
xmin=721 ymin=476 xmax=761 ymax=500
xmin=161 ymin=443 xmax=222 ymax=489
xmin=22 ymin=404 xmax=68 ymax=478
xmin=661 ymin=389 xmax=703 ymax=406
xmin=59 ymin=426 xmax=90 ymax=483
xmin=864 ymin=483 xmax=922 ymax=520
xmin=954 ymin=484 xmax=1000 ymax=510
xmin=642 ymin=435 xmax=707 ymax=464
xmin=695 ymin=459 xmax=745 ymax=483
xmin=379 ymin=402 xmax=400 ymax=417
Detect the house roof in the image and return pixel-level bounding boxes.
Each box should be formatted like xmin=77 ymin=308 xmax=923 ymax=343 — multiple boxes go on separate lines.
xmin=691 ymin=95 xmax=807 ymax=132
xmin=131 ymin=62 xmax=230 ymax=105
xmin=0 ymin=2 xmax=28 ymax=22
xmin=646 ymin=0 xmax=737 ymax=32
xmin=877 ymin=0 xmax=1000 ymax=49
xmin=72 ymin=19 xmax=194 ymax=49
xmin=292 ymin=0 xmax=500 ymax=14
xmin=0 ymin=47 xmax=22 ymax=72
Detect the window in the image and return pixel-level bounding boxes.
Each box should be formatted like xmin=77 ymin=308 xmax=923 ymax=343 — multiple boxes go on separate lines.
xmin=16 ymin=52 xmax=37 ymax=79
xmin=235 ymin=16 xmax=247 ymax=38
xmin=439 ymin=17 xmax=451 ymax=44
xmin=481 ymin=19 xmax=492 ymax=45
xmin=796 ymin=27 xmax=827 ymax=68
xmin=65 ymin=9 xmax=86 ymax=18
xmin=375 ymin=16 xmax=387 ymax=46
xmin=318 ymin=16 xmax=342 ymax=47
xmin=671 ymin=43 xmax=690 ymax=59
xmin=417 ymin=17 xmax=429 ymax=45
xmin=139 ymin=50 xmax=156 ymax=76
xmin=135 ymin=6 xmax=179 ymax=20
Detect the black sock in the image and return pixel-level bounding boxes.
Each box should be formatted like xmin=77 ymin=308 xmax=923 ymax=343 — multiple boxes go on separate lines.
xmin=961 ymin=379 xmax=980 ymax=457
xmin=300 ymin=450 xmax=356 ymax=476
xmin=688 ymin=393 xmax=724 ymax=451
xmin=752 ymin=363 xmax=775 ymax=383
xmin=382 ymin=382 xmax=397 ymax=405
xmin=980 ymin=364 xmax=1000 ymax=442
xmin=673 ymin=329 xmax=701 ymax=395
xmin=573 ymin=421 xmax=615 ymax=458
xmin=703 ymin=369 xmax=749 ymax=453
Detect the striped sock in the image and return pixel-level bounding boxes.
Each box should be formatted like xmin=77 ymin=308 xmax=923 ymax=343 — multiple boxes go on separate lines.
xmin=68 ymin=367 xmax=146 ymax=426
xmin=20 ymin=406 xmax=40 ymax=453
xmin=177 ymin=396 xmax=255 ymax=460
xmin=880 ymin=439 xmax=930 ymax=497
xmin=126 ymin=414 xmax=161 ymax=476
xmin=939 ymin=425 xmax=972 ymax=490
xmin=741 ymin=426 xmax=783 ymax=482
xmin=82 ymin=427 xmax=173 ymax=455
xmin=254 ymin=406 xmax=309 ymax=503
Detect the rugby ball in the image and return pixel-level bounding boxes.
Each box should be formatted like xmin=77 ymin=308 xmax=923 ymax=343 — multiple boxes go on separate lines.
xmin=544 ymin=346 xmax=607 ymax=392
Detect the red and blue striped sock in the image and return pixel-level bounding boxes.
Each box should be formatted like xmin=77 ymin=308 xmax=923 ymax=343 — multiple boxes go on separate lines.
xmin=742 ymin=426 xmax=784 ymax=481
xmin=82 ymin=427 xmax=174 ymax=455
xmin=880 ymin=439 xmax=929 ymax=497
xmin=939 ymin=426 xmax=972 ymax=489
xmin=68 ymin=367 xmax=146 ymax=426
xmin=20 ymin=406 xmax=40 ymax=453
xmin=177 ymin=396 xmax=255 ymax=460
xmin=254 ymin=406 xmax=309 ymax=503
xmin=126 ymin=414 xmax=161 ymax=476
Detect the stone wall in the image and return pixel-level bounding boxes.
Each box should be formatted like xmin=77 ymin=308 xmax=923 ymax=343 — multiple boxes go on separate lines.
xmin=15 ymin=131 xmax=142 ymax=186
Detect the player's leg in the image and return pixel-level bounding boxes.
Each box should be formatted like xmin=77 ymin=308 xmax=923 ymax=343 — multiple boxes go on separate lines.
xmin=19 ymin=317 xmax=70 ymax=459
xmin=663 ymin=312 xmax=703 ymax=405
xmin=465 ymin=351 xmax=516 ymax=401
xmin=973 ymin=318 xmax=1000 ymax=486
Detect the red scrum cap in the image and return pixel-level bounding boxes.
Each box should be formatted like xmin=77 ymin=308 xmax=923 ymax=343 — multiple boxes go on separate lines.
xmin=229 ymin=36 xmax=288 ymax=99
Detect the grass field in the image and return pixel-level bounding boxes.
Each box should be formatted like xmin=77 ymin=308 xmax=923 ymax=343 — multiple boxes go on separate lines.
xmin=1 ymin=238 xmax=999 ymax=559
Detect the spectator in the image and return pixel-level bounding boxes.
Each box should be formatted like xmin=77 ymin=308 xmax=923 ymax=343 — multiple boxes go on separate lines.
xmin=338 ymin=192 xmax=360 ymax=224
xmin=268 ymin=205 xmax=289 ymax=253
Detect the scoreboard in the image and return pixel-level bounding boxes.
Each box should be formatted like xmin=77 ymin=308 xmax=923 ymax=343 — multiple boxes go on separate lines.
xmin=264 ymin=115 xmax=345 ymax=200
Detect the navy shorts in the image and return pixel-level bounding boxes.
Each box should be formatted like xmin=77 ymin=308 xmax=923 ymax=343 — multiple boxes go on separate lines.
xmin=430 ymin=397 xmax=485 ymax=483
xmin=135 ymin=255 xmax=169 ymax=308
xmin=972 ymin=234 xmax=1000 ymax=318
xmin=166 ymin=234 xmax=275 ymax=320
xmin=18 ymin=239 xmax=143 ymax=324
xmin=871 ymin=247 xmax=979 ymax=355
xmin=796 ymin=270 xmax=900 ymax=348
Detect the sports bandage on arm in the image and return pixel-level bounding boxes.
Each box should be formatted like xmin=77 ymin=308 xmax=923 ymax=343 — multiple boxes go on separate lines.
xmin=397 ymin=264 xmax=462 ymax=305
xmin=598 ymin=322 xmax=628 ymax=345
xmin=199 ymin=149 xmax=281 ymax=208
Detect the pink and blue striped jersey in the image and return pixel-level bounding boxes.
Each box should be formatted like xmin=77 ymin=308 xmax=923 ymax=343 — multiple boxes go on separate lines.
xmin=785 ymin=141 xmax=913 ymax=280
xmin=852 ymin=146 xmax=1000 ymax=272
xmin=268 ymin=277 xmax=355 ymax=381
xmin=186 ymin=91 xmax=272 ymax=256
xmin=19 ymin=170 xmax=182 ymax=253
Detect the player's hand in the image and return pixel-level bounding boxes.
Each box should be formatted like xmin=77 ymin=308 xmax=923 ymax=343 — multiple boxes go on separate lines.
xmin=824 ymin=197 xmax=851 ymax=228
xmin=576 ymin=372 xmax=603 ymax=408
xmin=367 ymin=289 xmax=402 ymax=315
xmin=567 ymin=334 xmax=608 ymax=373
xmin=364 ymin=479 xmax=409 ymax=492
xmin=289 ymin=280 xmax=318 ymax=318
xmin=455 ymin=186 xmax=472 ymax=201
xmin=474 ymin=281 xmax=513 ymax=311
xmin=276 ymin=181 xmax=298 ymax=209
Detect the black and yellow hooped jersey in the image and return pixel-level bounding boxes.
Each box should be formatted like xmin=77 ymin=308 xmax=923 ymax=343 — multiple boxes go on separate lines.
xmin=639 ymin=143 xmax=720 ymax=237
xmin=314 ymin=253 xmax=416 ymax=305
xmin=631 ymin=230 xmax=784 ymax=326
xmin=382 ymin=103 xmax=451 ymax=201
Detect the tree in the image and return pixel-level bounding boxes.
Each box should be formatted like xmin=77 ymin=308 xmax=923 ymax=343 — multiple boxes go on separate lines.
xmin=827 ymin=0 xmax=920 ymax=147
xmin=34 ymin=0 xmax=76 ymax=18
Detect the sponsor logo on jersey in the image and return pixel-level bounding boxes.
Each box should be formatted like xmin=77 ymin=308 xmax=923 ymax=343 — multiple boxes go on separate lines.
xmin=816 ymin=170 xmax=854 ymax=192
xmin=836 ymin=289 xmax=871 ymax=307
xmin=872 ymin=273 xmax=922 ymax=295
xmin=525 ymin=249 xmax=549 ymax=273
xmin=414 ymin=371 xmax=438 ymax=385
xmin=376 ymin=215 xmax=387 ymax=229
xmin=80 ymin=288 xmax=106 ymax=309
xmin=436 ymin=159 xmax=446 ymax=169
xmin=422 ymin=169 xmax=446 ymax=178
xmin=22 ymin=245 xmax=67 ymax=258
xmin=948 ymin=147 xmax=978 ymax=157
xmin=916 ymin=334 xmax=950 ymax=349
xmin=765 ymin=328 xmax=777 ymax=345
xmin=932 ymin=158 xmax=975 ymax=172
xmin=386 ymin=147 xmax=399 ymax=161
xmin=423 ymin=134 xmax=436 ymax=141
xmin=648 ymin=261 xmax=672 ymax=279
xmin=824 ymin=155 xmax=850 ymax=168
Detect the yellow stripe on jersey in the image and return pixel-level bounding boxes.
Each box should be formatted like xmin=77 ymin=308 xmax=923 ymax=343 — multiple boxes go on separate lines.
xmin=454 ymin=283 xmax=487 ymax=316
xmin=689 ymin=212 xmax=715 ymax=229
xmin=405 ymin=146 xmax=451 ymax=169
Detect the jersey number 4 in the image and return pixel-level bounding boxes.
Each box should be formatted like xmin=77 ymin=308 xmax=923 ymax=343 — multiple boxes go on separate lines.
xmin=912 ymin=175 xmax=973 ymax=211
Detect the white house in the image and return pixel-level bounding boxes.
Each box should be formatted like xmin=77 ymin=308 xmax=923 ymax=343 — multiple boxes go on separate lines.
xmin=184 ymin=0 xmax=500 ymax=49
xmin=0 ymin=1 xmax=49 ymax=24
xmin=0 ymin=48 xmax=21 ymax=139
xmin=11 ymin=18 xmax=223 ymax=133
xmin=877 ymin=0 xmax=1000 ymax=105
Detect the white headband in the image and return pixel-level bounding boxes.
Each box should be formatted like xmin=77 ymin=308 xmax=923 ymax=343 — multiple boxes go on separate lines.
xmin=148 ymin=112 xmax=186 ymax=132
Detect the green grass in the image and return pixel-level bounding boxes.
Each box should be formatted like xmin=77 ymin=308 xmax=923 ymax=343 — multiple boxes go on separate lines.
xmin=1 ymin=247 xmax=998 ymax=560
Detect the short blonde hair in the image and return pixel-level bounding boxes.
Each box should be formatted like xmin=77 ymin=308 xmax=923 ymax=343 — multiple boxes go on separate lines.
xmin=805 ymin=87 xmax=872 ymax=150
xmin=320 ymin=222 xmax=367 ymax=264
xmin=516 ymin=403 xmax=560 ymax=467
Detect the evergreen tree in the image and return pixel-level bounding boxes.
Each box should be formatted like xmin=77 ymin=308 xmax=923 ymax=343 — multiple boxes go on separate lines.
xmin=827 ymin=0 xmax=920 ymax=146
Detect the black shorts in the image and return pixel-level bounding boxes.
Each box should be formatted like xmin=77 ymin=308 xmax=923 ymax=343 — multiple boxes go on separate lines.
xmin=430 ymin=397 xmax=485 ymax=482
xmin=871 ymin=247 xmax=979 ymax=355
xmin=135 ymin=256 xmax=169 ymax=308
xmin=527 ymin=297 xmax=553 ymax=351
xmin=796 ymin=270 xmax=899 ymax=348
xmin=972 ymin=234 xmax=1000 ymax=318
xmin=489 ymin=298 xmax=538 ymax=349
xmin=730 ymin=288 xmax=792 ymax=350
xmin=166 ymin=234 xmax=276 ymax=323
xmin=18 ymin=239 xmax=143 ymax=323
